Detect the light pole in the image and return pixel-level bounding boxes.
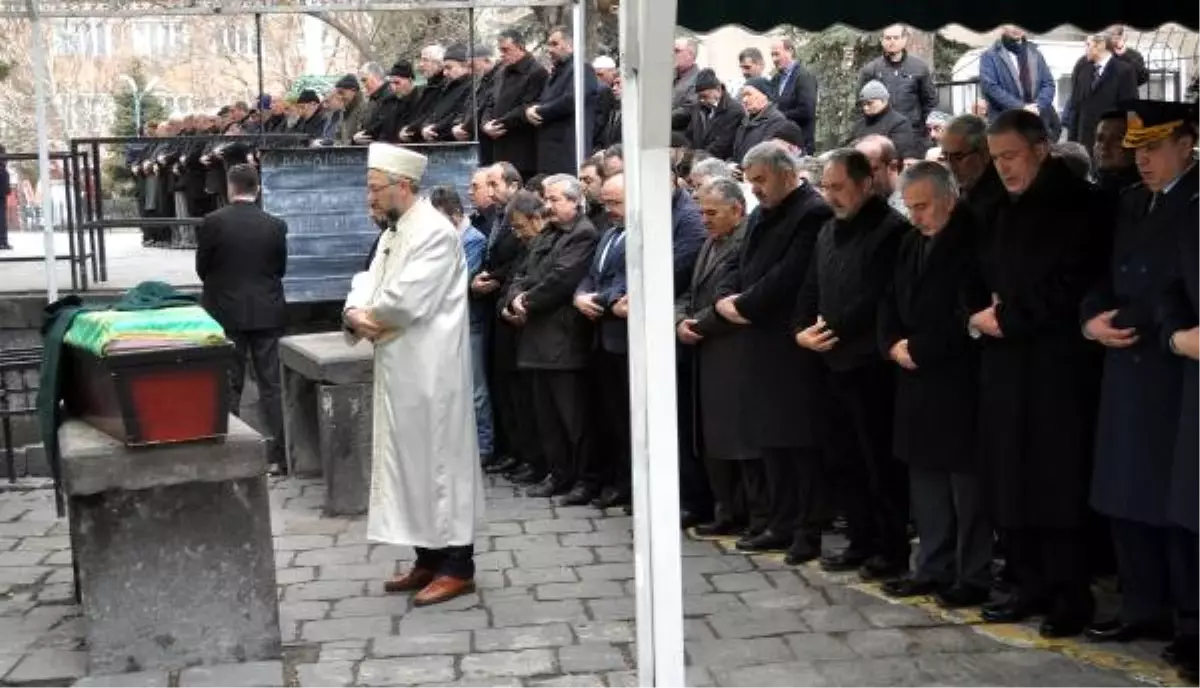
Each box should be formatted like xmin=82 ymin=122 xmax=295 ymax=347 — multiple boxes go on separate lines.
xmin=118 ymin=74 xmax=160 ymax=136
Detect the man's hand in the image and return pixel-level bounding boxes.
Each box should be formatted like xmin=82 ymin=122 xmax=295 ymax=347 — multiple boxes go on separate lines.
xmin=482 ymin=120 xmax=506 ymax=138
xmin=345 ymin=308 xmax=385 ymax=340
xmin=1171 ymin=327 xmax=1199 ymax=361
xmin=677 ymin=319 xmax=704 ymax=345
xmin=1084 ymin=309 xmax=1140 ymax=348
xmin=525 ymin=105 xmax=544 ymax=125
xmin=451 ymin=124 xmax=469 ymax=141
xmin=969 ymin=306 xmax=1004 ymax=338
xmin=513 ymin=292 xmax=529 ymax=318
xmin=889 ymin=339 xmax=918 ymax=370
xmin=574 ymin=293 xmax=604 ymax=319
xmin=352 ymin=131 xmax=373 ymax=144
xmin=471 ymin=272 xmax=500 ymax=295
xmin=795 ymin=316 xmax=839 ymax=352
xmin=715 ymin=295 xmax=750 ymax=325
xmin=421 ymin=125 xmax=438 ymax=141
xmin=612 ymin=294 xmax=630 ymax=319
xmin=501 ymin=306 xmax=525 ymax=325
xmin=399 ymin=127 xmax=414 ymax=142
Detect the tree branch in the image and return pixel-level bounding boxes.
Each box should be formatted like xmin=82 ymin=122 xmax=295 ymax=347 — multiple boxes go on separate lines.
xmin=307 ymin=11 xmax=377 ymax=63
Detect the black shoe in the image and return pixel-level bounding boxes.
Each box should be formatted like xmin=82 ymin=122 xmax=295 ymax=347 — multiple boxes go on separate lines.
xmin=859 ymin=555 xmax=909 ymax=581
xmin=526 ymin=477 xmax=570 ymax=499
xmin=1164 ymin=636 xmax=1199 ymax=667
xmin=487 ymin=456 xmax=520 ymax=474
xmin=1085 ymin=618 xmax=1174 ymax=643
xmin=680 ymin=510 xmax=707 ymax=530
xmin=935 ymin=585 xmax=991 ymax=609
xmin=831 ymin=515 xmax=849 ymax=534
xmin=591 ymin=487 xmax=630 ymax=510
xmin=735 ymin=530 xmax=790 ymax=552
xmin=881 ymin=577 xmax=944 ymax=599
xmin=981 ymin=596 xmax=1047 ymax=624
xmin=820 ymin=548 xmax=872 ymax=573
xmin=509 ymin=464 xmax=545 ymax=485
xmin=556 ymin=484 xmax=596 ymax=507
xmin=694 ymin=521 xmax=743 ymax=537
xmin=1039 ymin=613 xmax=1089 ymax=639
xmin=784 ymin=537 xmax=822 ymax=565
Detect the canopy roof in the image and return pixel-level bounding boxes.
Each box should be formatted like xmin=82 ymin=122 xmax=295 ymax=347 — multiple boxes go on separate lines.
xmin=0 ymin=0 xmax=566 ymax=18
xmin=676 ymin=0 xmax=1198 ymax=33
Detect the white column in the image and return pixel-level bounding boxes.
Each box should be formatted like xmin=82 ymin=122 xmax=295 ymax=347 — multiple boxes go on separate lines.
xmin=303 ymin=14 xmax=326 ymax=76
xmin=620 ymin=0 xmax=684 ymax=685
xmin=28 ymin=0 xmax=57 ymax=301
xmin=571 ymin=0 xmax=586 ymax=171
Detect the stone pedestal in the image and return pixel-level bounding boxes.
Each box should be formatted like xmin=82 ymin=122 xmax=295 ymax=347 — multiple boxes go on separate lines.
xmin=279 ymin=332 xmax=374 ymax=515
xmin=60 ymin=416 xmax=280 ymax=675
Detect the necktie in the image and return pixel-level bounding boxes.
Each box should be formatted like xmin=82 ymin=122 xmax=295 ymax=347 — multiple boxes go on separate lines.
xmin=1148 ymin=192 xmax=1161 ymax=214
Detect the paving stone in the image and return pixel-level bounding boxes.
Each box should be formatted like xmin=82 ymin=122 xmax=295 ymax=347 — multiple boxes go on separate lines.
xmin=319 ymin=641 xmax=368 ymax=662
xmin=523 ymin=518 xmax=594 ymax=535
xmin=784 ymin=632 xmax=858 ymax=661
xmin=740 ymin=586 xmax=827 ymax=610
xmin=586 ymin=597 xmax=636 ymax=621
xmin=559 ymin=643 xmax=629 ymax=672
xmin=574 ymin=563 xmax=634 ymax=581
xmin=536 ymin=580 xmax=625 ymax=600
xmin=513 ymin=548 xmax=594 ymax=569
xmin=367 ymin=544 xmax=414 ymax=563
xmin=0 ymin=566 xmax=50 ymax=585
xmin=475 ymin=550 xmax=516 ymax=571
xmin=858 ymin=602 xmax=944 ymax=628
xmin=595 ymin=546 xmax=633 ymax=563
xmin=681 ymin=539 xmax=725 ymax=557
xmin=491 ymin=600 xmax=588 ymax=627
xmin=686 ymin=666 xmax=716 ymax=687
xmin=396 ymin=608 xmax=489 ymax=635
xmin=372 ymin=631 xmax=472 ymax=657
xmin=330 ymin=594 xmax=409 ymax=618
xmin=319 ymin=562 xmax=396 ymax=582
xmin=812 ymin=656 xmax=929 ymax=686
xmin=605 ymin=670 xmax=638 ymax=687
xmin=424 ymin=680 xmax=523 ymax=688
xmin=275 ymin=534 xmax=335 ymax=550
xmin=178 ymin=661 xmax=285 ymax=686
xmin=0 ymin=521 xmax=56 ymax=537
xmin=493 ymin=534 xmax=562 ymax=550
xmin=296 ymin=661 xmax=354 ymax=687
xmin=707 ymin=610 xmax=808 ymax=639
xmin=275 ymin=551 xmax=296 ymax=568
xmin=483 ymin=522 xmax=524 ymax=537
xmin=475 ymin=570 xmax=507 ymax=590
xmin=573 ymin=621 xmax=635 ymax=644
xmin=302 ymin=614 xmax=393 ymax=642
xmin=529 ymin=674 xmax=606 ymax=687
xmin=907 ymin=626 xmax=996 ymax=654
xmin=819 ymin=584 xmax=882 ymax=607
xmin=684 ymin=618 xmax=718 ymax=641
xmin=286 ymin=579 xmax=366 ymax=601
xmin=506 ymin=566 xmax=578 ymax=586
xmin=5 ymin=648 xmax=87 ymax=683
xmin=559 ymin=531 xmax=632 ymax=547
xmin=843 ymin=628 xmax=915 ymax=657
xmin=682 ymin=593 xmax=747 ymax=616
xmin=73 ymin=670 xmax=170 ymax=687
xmin=14 ymin=536 xmax=67 ymax=551
xmin=280 ymin=601 xmax=330 ymax=621
xmin=461 ymin=649 xmax=558 ymax=679
xmin=424 ymin=592 xmax=484 ymax=612
xmin=684 ymin=637 xmax=795 ymax=669
xmin=714 ymin=660 xmax=830 ymax=687
xmin=0 ymin=550 xmax=47 ymax=566
xmin=358 ymin=657 xmax=456 ymax=686
xmin=684 ymin=555 xmax=756 ymax=575
xmin=800 ymin=605 xmax=872 ymax=632
xmin=43 ymin=568 xmax=75 ymax=585
xmin=276 ymin=567 xmax=317 ymax=585
xmin=293 ymin=545 xmax=370 ymax=567
xmin=474 ymin=623 xmax=574 ymax=651
xmin=595 ymin=516 xmax=633 ymax=532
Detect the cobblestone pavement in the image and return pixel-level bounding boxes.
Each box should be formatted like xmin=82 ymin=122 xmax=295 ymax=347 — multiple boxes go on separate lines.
xmin=0 ymin=477 xmax=1180 ymax=686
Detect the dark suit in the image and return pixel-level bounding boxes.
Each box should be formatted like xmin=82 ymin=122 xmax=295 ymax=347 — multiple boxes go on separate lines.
xmin=534 ymin=56 xmax=598 ymax=175
xmin=195 ymin=200 xmax=288 ymax=465
xmin=485 ymin=53 xmax=550 ymax=179
xmin=771 ymin=62 xmax=818 ymax=153
xmin=1064 ymin=56 xmax=1139 ymax=153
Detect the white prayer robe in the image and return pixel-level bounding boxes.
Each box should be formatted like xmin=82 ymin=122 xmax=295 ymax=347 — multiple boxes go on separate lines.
xmin=345 ymin=198 xmax=483 ymax=548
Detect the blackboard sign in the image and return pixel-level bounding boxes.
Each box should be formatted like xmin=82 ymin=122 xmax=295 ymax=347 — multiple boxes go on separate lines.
xmin=259 ymin=143 xmax=480 ymax=303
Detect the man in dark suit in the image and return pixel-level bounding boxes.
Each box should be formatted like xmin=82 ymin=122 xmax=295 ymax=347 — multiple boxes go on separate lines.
xmin=769 ymin=38 xmax=818 ymax=154
xmin=526 ymin=26 xmax=598 ymax=175
xmin=1064 ymin=33 xmax=1139 ymax=153
xmin=195 ymin=164 xmax=289 ymax=475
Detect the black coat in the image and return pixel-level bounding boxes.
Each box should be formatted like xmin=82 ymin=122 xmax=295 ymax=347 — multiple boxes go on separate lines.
xmin=361 ymin=85 xmax=405 ymax=143
xmin=415 ymin=74 xmax=472 ymax=141
xmin=507 ymin=214 xmax=599 ymax=370
xmin=772 ymin=63 xmax=819 ymax=153
xmin=849 ymin=107 xmax=921 ymax=159
xmin=858 ymin=52 xmax=938 ymax=139
xmin=1158 ymin=177 xmax=1199 ymax=533
xmin=796 ymin=195 xmax=907 ymax=373
xmin=195 ymin=201 xmax=288 ymax=332
xmin=877 ymin=204 xmax=984 ymax=472
xmin=484 ymin=217 xmax=531 ymax=373
xmin=1082 ymin=168 xmax=1197 ymax=526
xmin=1065 ymin=56 xmax=1138 ymax=153
xmin=535 ymin=56 xmax=598 ymax=175
xmin=485 ymin=53 xmax=550 ymax=176
xmin=970 ymin=159 xmax=1109 ymax=529
xmin=685 ymin=91 xmax=744 ymax=161
xmin=593 ymin=85 xmax=618 ymax=154
xmin=961 ymin=164 xmax=1007 ymax=222
xmin=407 ymin=74 xmax=447 ymax=134
xmin=701 ymin=184 xmax=832 ymax=450
xmin=461 ymin=65 xmax=501 ymax=164
xmin=594 ymin=92 xmax=623 ymax=152
xmin=676 ymin=223 xmax=755 ymax=461
xmin=731 ymin=105 xmax=790 ymax=164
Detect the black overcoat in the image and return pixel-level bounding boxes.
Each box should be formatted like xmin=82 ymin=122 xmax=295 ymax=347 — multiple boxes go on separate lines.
xmin=485 ymin=54 xmax=550 ymax=176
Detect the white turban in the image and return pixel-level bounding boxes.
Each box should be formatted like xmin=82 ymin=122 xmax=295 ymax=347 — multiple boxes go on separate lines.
xmin=592 ymin=56 xmax=616 ymax=70
xmin=367 ymin=143 xmax=427 ymax=182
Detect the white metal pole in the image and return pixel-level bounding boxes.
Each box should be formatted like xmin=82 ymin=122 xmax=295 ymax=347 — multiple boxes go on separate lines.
xmin=570 ymin=0 xmax=586 ymax=172
xmin=28 ymin=0 xmax=57 ymax=302
xmin=620 ymin=0 xmax=684 ymax=684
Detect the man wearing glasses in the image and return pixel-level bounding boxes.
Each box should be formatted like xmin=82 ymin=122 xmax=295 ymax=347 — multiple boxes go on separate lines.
xmin=940 ymin=114 xmax=1007 ymax=219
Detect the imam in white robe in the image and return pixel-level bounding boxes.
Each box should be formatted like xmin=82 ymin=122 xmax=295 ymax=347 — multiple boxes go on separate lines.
xmin=344 ymin=198 xmax=483 ymax=549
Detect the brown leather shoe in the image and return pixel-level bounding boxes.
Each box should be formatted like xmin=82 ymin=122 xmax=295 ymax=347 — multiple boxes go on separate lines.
xmin=413 ymin=575 xmax=476 ymax=607
xmin=383 ymin=568 xmax=435 ymax=594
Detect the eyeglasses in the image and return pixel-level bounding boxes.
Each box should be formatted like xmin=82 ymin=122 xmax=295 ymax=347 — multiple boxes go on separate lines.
xmin=367 ymin=181 xmax=401 ymax=194
xmin=941 ymin=150 xmax=977 ymax=163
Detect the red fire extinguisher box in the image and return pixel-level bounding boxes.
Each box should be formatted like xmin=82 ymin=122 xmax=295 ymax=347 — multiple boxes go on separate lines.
xmin=61 ymin=343 xmax=236 ymax=447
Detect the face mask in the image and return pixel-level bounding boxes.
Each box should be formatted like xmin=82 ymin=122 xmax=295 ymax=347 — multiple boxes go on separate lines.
xmin=1001 ymin=35 xmax=1022 ymax=50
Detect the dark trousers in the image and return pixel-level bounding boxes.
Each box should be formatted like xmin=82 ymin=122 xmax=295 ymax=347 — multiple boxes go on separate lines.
xmin=1111 ymin=519 xmax=1199 ymax=631
xmin=0 ymin=201 xmax=9 ymax=247
xmin=762 ymin=446 xmax=827 ymax=545
xmin=909 ymin=466 xmax=993 ymax=589
xmin=826 ymin=363 xmax=909 ymax=560
xmin=591 ymin=349 xmax=630 ymax=493
xmin=704 ymin=457 xmax=771 ymax=531
xmin=531 ymin=369 xmax=591 ymax=488
xmin=1005 ymin=526 xmax=1093 ymax=619
xmin=228 ymin=329 xmax=285 ymax=465
xmin=509 ymin=371 xmax=545 ymax=471
xmin=677 ymin=348 xmax=713 ymax=518
xmin=414 ymin=544 xmax=475 ymax=579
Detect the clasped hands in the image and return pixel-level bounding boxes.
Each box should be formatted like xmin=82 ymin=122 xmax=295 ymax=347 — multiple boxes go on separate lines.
xmin=345 ymin=308 xmax=389 ymax=342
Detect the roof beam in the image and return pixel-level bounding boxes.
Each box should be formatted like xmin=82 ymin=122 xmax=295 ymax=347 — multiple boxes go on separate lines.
xmin=0 ymin=0 xmax=570 ymax=19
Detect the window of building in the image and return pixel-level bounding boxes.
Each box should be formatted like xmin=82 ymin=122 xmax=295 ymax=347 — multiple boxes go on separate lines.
xmin=54 ymin=93 xmax=115 ymax=136
xmin=131 ymin=20 xmax=188 ymax=57
xmin=218 ymin=24 xmax=257 ymax=57
xmin=51 ymin=19 xmax=111 ymax=57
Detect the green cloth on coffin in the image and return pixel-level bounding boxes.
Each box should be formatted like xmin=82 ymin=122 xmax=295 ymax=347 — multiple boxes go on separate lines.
xmin=63 ymin=306 xmax=226 ymax=357
xmin=37 ymin=281 xmax=220 ymax=515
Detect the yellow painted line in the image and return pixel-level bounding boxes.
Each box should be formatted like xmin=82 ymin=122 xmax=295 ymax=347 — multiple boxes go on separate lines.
xmin=687 ymin=528 xmax=1186 ymax=686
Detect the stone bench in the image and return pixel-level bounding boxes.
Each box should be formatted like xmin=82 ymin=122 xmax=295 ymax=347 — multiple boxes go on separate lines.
xmin=59 ymin=416 xmax=281 ymax=675
xmin=279 ymin=332 xmax=374 ymax=515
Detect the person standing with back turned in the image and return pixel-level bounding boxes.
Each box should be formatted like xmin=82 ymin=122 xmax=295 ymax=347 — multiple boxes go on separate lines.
xmin=195 ymin=163 xmax=289 ymax=476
